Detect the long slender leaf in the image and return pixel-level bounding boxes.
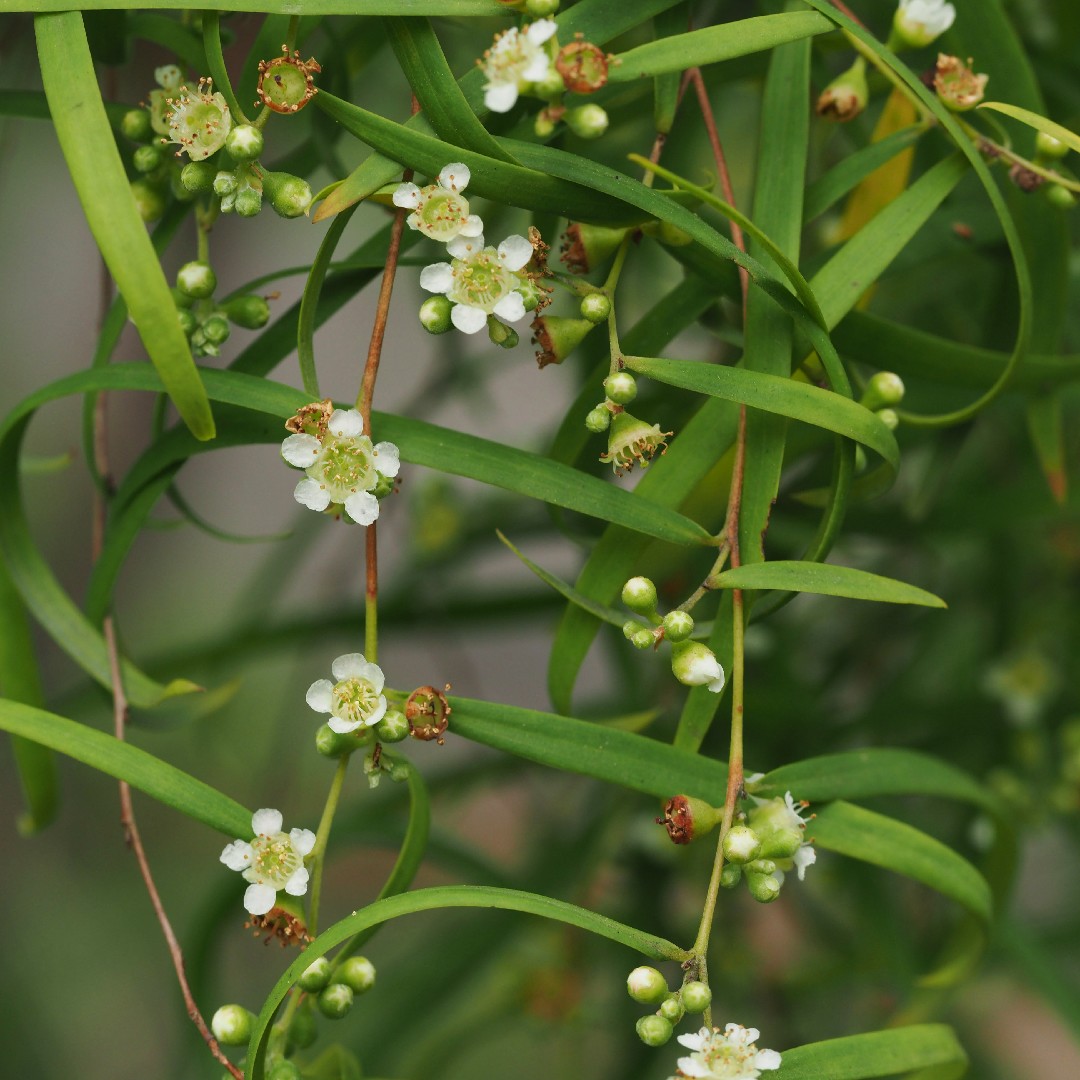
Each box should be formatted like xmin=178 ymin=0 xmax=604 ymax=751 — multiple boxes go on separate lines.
xmin=775 ymin=1026 xmax=967 ymax=1080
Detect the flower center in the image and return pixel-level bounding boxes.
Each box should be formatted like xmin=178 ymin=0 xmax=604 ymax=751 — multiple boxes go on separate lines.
xmin=332 ymin=677 xmax=381 ymax=725
xmin=414 ymin=188 xmax=470 ymax=242
xmin=309 ymin=434 xmax=377 ymax=501
xmin=488 ymin=31 xmax=532 ymax=83
xmin=448 ymin=252 xmax=514 ymax=313
xmin=249 ymin=832 xmax=301 ymax=888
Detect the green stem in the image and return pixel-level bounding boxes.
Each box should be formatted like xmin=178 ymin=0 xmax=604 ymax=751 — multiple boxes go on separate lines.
xmin=202 ymin=12 xmax=248 ymax=126
xmin=603 ymin=236 xmax=633 ymax=372
xmin=308 ymin=755 xmax=350 ymax=938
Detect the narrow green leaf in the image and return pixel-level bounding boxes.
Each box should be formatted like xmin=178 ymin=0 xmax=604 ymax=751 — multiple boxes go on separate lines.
xmin=34 ymin=12 xmax=214 ymax=440
xmin=10 ymin=1 xmax=503 ymax=11
xmin=1025 ymin=392 xmax=1068 ymax=503
xmin=775 ymin=1025 xmax=967 ymax=1080
xmin=978 ymin=101 xmax=1080 ymax=155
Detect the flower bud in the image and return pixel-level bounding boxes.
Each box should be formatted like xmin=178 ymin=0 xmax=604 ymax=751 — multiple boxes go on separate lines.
xmin=746 ymin=871 xmax=782 ymax=904
xmin=338 ymin=956 xmax=376 ymax=995
xmin=1035 ymin=131 xmax=1070 ymax=159
xmin=662 ymin=610 xmax=694 ymax=642
xmin=579 ymin=293 xmax=611 ymax=323
xmin=876 ymin=408 xmax=899 ymax=430
xmin=180 ymin=160 xmax=218 ymax=194
xmin=933 ymin=54 xmax=988 ymax=112
xmin=660 ymin=993 xmax=685 ymax=1023
xmin=631 ymin=628 xmax=655 ymax=650
xmin=202 ymin=314 xmax=231 ymax=346
xmin=627 ymin=965 xmax=669 ymax=1004
xmin=176 ymin=260 xmax=216 ymax=300
xmin=120 ymin=108 xmax=152 ymax=142
xmin=758 ymin=826 xmax=804 ymax=860
xmin=680 ymin=980 xmax=712 ymax=1014
xmin=671 ymin=641 xmax=725 ymax=693
xmin=222 ymin=294 xmax=271 ymax=329
xmin=585 ymin=406 xmax=611 ymax=433
xmin=621 ymin=575 xmax=656 ymax=613
xmin=317 ymin=982 xmax=354 ymax=1019
xmin=604 ymin=372 xmax=638 ymax=406
xmin=658 ymin=794 xmax=721 ymax=845
xmin=816 ymin=58 xmax=868 ymax=123
xmin=532 ymin=315 xmax=596 ymax=367
xmin=268 ymin=1062 xmax=302 ymax=1080
xmin=565 ymin=103 xmax=609 ymax=139
xmin=525 ymin=0 xmax=560 ymax=15
xmin=641 ymin=219 xmax=694 ymax=247
xmin=623 ymin=619 xmax=644 ymax=640
xmin=376 ymin=709 xmax=409 ymax=743
xmin=262 ymin=170 xmax=313 ymax=218
xmin=315 ymin=722 xmax=374 ymax=757
xmin=556 ymin=41 xmax=609 ymax=94
xmin=636 ymin=1015 xmax=674 ymax=1046
xmin=1046 ymin=184 xmax=1078 ymax=211
xmin=132 ymin=143 xmax=165 ymax=174
xmin=892 ymin=0 xmax=955 ymax=49
xmin=746 ymin=858 xmax=777 ymax=876
xmin=532 ymin=69 xmax=566 ymax=100
xmin=560 ymin=222 xmax=630 ymax=274
xmin=720 ymin=863 xmax=742 ymax=888
xmin=419 ymin=295 xmax=453 ymax=334
xmin=722 ymin=824 xmax=762 ymax=864
xmin=226 ymin=123 xmax=265 ymax=163
xmin=286 ymin=1001 xmax=317 ymax=1051
xmin=177 ymin=308 xmax=197 ymax=337
xmin=860 ymin=371 xmax=905 ymax=411
xmin=211 ymin=1004 xmax=252 ymax=1046
xmin=298 ymin=956 xmax=332 ymax=992
xmin=130 ymin=178 xmax=166 ymax=223
xmin=235 ymin=186 xmax=263 ymax=217
xmin=488 ymin=318 xmax=519 ymax=349
xmin=214 ymin=170 xmax=239 ymax=197
xmin=534 ymin=110 xmax=558 ymax=139
xmin=219 ymin=192 xmax=236 ymax=213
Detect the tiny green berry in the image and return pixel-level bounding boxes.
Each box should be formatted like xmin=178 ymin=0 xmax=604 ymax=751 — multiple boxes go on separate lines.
xmin=298 ymin=956 xmax=332 ymax=992
xmin=659 ymin=993 xmax=685 ymax=1023
xmin=225 ymin=123 xmax=265 ymax=163
xmin=376 ymin=709 xmax=409 ymax=743
xmin=1035 ymin=131 xmax=1069 ymax=159
xmin=604 ymin=372 xmax=637 ymax=406
xmin=636 ymin=1014 xmax=673 ymax=1047
xmin=579 ymin=293 xmax=611 ymax=323
xmin=317 ymin=982 xmax=354 ymax=1020
xmin=627 ymin=965 xmax=669 ymax=1004
xmin=623 ymin=620 xmax=645 ymax=640
xmin=746 ymin=871 xmax=782 ymax=904
xmin=621 ymin=575 xmax=656 ymax=613
xmin=176 ymin=261 xmax=217 ymax=300
xmin=680 ymin=981 xmax=712 ymax=1014
xmin=130 ymin=178 xmax=166 ymax=223
xmin=222 ymin=294 xmax=271 ymax=329
xmin=180 ymin=160 xmax=217 ymax=194
xmin=662 ymin=610 xmax=694 ymax=642
xmin=631 ymin=628 xmax=655 ymax=650
xmin=120 ymin=108 xmax=152 ymax=142
xmin=337 ymin=956 xmax=376 ymax=995
xmin=585 ymin=406 xmax=611 ymax=433
xmin=202 ymin=314 xmax=231 ymax=346
xmin=1046 ymin=184 xmax=1078 ymax=211
xmin=211 ymin=1004 xmax=252 ymax=1046
xmin=722 ymin=824 xmax=762 ymax=864
xmin=565 ymin=103 xmax=609 ymax=139
xmin=419 ymin=295 xmax=453 ymax=334
xmin=132 ymin=144 xmax=165 ymax=174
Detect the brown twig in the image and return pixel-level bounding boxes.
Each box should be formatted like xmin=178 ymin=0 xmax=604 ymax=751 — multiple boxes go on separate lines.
xmin=829 ymin=0 xmax=867 ymax=30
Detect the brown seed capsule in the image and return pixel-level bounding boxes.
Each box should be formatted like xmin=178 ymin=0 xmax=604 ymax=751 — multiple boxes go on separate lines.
xmin=405 ymin=684 xmax=451 ymax=744
xmin=285 ymin=398 xmax=333 ymax=437
xmin=657 ymin=794 xmax=721 ymax=845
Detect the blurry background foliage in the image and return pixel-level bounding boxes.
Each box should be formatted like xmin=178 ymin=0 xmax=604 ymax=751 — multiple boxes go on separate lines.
xmin=0 ymin=0 xmax=1079 ymax=1078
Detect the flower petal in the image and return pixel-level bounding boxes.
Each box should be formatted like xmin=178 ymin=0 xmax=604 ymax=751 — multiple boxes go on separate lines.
xmin=460 ymin=214 xmax=485 ymax=237
xmin=344 ymin=490 xmax=380 ymax=526
xmin=290 ymin=828 xmax=317 ymax=857
xmin=438 ymin=162 xmax=470 ymax=192
xmin=419 ymin=262 xmax=454 ymax=294
xmin=493 ymin=291 xmax=526 ymax=323
xmin=677 ymin=1059 xmax=709 ymax=1078
xmin=484 ymin=82 xmax=519 ymax=114
xmin=332 ymin=653 xmax=368 ymax=680
xmin=284 ymin=867 xmax=310 ymax=896
xmin=243 ymin=882 xmax=277 ymax=916
xmin=328 ymin=408 xmax=363 ymax=438
xmin=365 ymin=696 xmax=388 ymax=727
xmin=281 ymin=433 xmax=320 ymax=468
xmin=252 ymin=808 xmax=283 ymax=836
xmin=327 ymin=714 xmax=362 ymax=734
xmin=498 ymin=234 xmax=533 ymax=272
xmin=357 ymin=661 xmax=385 ymax=692
xmin=220 ymin=840 xmax=252 ymax=871
xmin=522 ymin=54 xmax=550 ymax=83
xmin=294 ymin=478 xmax=331 ymax=512
xmin=447 ymin=234 xmax=485 ymax=260
xmin=373 ymin=441 xmax=400 ymax=478
xmin=708 ymin=671 xmax=726 ymax=694
xmin=757 ymin=1049 xmax=783 ymax=1071
xmin=526 ymin=17 xmax=558 ymax=45
xmin=451 ymin=304 xmax=488 ymax=334
xmin=392 ymin=182 xmax=421 ymax=208
xmin=306 ymin=679 xmax=334 ymax=713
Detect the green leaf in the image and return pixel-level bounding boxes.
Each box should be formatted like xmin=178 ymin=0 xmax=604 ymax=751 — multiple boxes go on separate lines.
xmin=712 ymin=560 xmax=946 ymax=607
xmin=0 ymin=699 xmax=250 ymax=837
xmin=774 ymin=1025 xmax=967 ymax=1079
xmin=14 ymin=0 xmax=504 ymax=11
xmin=978 ymin=101 xmax=1080 ymax=155
xmin=1025 ymin=392 xmax=1068 ymax=503
xmin=34 ymin=12 xmax=214 ymax=441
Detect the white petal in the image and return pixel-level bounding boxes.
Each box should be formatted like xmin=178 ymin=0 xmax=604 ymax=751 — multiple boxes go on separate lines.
xmin=438 ymin=162 xmax=470 ymax=192
xmin=344 ymin=490 xmax=380 ymax=526
xmin=447 ymin=234 xmax=484 ymax=259
xmin=460 ymin=214 xmax=485 ymax=237
xmin=328 ymin=408 xmax=363 ymax=437
xmin=677 ymin=1060 xmax=709 ymax=1079
xmin=493 ymin=292 xmax=526 ymax=323
xmin=708 ymin=670 xmax=726 ymax=694
xmin=392 ymin=182 xmax=421 ymax=208
xmin=365 ymin=696 xmax=388 ymax=727
xmin=373 ymin=441 xmax=400 ymax=478
xmin=281 ymin=433 xmax=320 ymax=468
xmin=357 ymin=661 xmax=385 ymax=692
xmin=290 ymin=828 xmax=317 ymax=857
xmin=756 ymin=1049 xmax=783 ymax=1071
xmin=522 ymin=54 xmax=550 ymax=83
xmin=244 ymin=882 xmax=277 ymax=916
xmin=677 ymin=1030 xmax=709 ymax=1051
xmin=526 ymin=18 xmax=558 ymax=45
xmin=332 ymin=652 xmax=368 ymax=680
xmin=220 ymin=840 xmax=252 ymax=871
xmin=252 ymin=808 xmax=283 ymax=836
xmin=419 ymin=262 xmax=454 ymax=294
xmin=498 ymin=234 xmax=533 ymax=271
xmin=484 ymin=82 xmax=519 ymax=114
xmin=306 ymin=679 xmax=334 ymax=713
xmin=294 ymin=478 xmax=331 ymax=512
xmin=284 ymin=867 xmax=310 ymax=896
xmin=327 ymin=714 xmax=362 ymax=734
xmin=794 ymin=844 xmax=817 ymax=880
xmin=451 ymin=304 xmax=488 ymax=334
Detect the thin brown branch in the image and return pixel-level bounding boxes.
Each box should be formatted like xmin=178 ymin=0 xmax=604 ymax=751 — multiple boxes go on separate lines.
xmin=829 ymin=0 xmax=867 ymax=30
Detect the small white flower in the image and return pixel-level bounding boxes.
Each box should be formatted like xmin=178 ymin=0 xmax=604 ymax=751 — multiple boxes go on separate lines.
xmin=307 ymin=653 xmax=388 ymax=734
xmin=670 ymin=1023 xmax=781 ymax=1080
xmin=220 ymin=808 xmax=316 ymax=916
xmin=393 ymin=163 xmax=485 ymax=244
xmin=671 ymin=642 xmax=726 ymax=694
xmin=482 ymin=19 xmax=559 ymax=113
xmin=748 ymin=791 xmax=816 ymax=882
xmin=165 ymin=77 xmax=232 ymax=161
xmin=280 ymin=408 xmax=399 ymax=526
xmin=893 ymin=0 xmax=955 ymax=48
xmin=420 ymin=234 xmax=533 ymax=335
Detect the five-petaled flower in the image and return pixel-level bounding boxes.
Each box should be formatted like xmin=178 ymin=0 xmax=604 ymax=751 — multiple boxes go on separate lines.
xmin=482 ymin=19 xmax=559 ymax=113
xmin=668 ymin=1024 xmax=781 ymax=1080
xmin=165 ymin=77 xmax=232 ymax=161
xmin=220 ymin=809 xmax=316 ymax=916
xmin=306 ymin=653 xmax=389 ymax=734
xmin=393 ymin=163 xmax=485 ymax=244
xmin=748 ymin=791 xmax=817 ymax=881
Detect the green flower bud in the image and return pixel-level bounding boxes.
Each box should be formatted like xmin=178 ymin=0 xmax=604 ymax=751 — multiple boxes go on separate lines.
xmin=518 ymin=280 xmax=545 ymax=312
xmin=720 ymin=863 xmax=742 ymax=888
xmin=133 ymin=144 xmax=165 ymax=174
xmin=317 ymin=982 xmax=354 ymax=1019
xmin=298 ymin=956 xmax=332 ymax=992
xmin=680 ymin=980 xmax=712 ymax=1014
xmin=337 ymin=956 xmax=376 ymax=995
xmin=585 ymin=406 xmax=611 ymax=433
xmin=180 ymin=160 xmax=218 ymax=194
xmin=1036 ymin=131 xmax=1070 ymax=159
xmin=532 ymin=69 xmax=566 ymax=100
xmin=534 ymin=110 xmax=558 ymax=139
xmin=671 ymin=641 xmax=725 ymax=692
xmin=876 ymin=408 xmax=899 ymax=430
xmin=623 ymin=619 xmax=644 ymax=640
xmin=171 ymin=286 xmax=194 ymax=309
xmin=532 ymin=315 xmax=596 ymax=368
xmin=120 ymin=108 xmax=152 ymax=143
xmin=219 ymin=191 xmax=236 ymax=213
xmin=579 ymin=293 xmax=611 ymax=323
xmin=315 ymin=722 xmax=374 ymax=758
xmin=641 ymin=219 xmax=694 ymax=247
xmin=758 ymin=826 xmax=804 ymax=860
xmin=376 ymin=709 xmax=409 ymax=743
xmin=816 ymin=58 xmax=868 ymax=123
xmin=722 ymin=824 xmax=762 ymax=864
xmin=200 ymin=314 xmax=229 ymax=347
xmin=565 ymin=103 xmax=609 ymax=140
xmin=891 ymin=0 xmax=955 ymax=49
xmin=662 ymin=610 xmax=694 ymax=643
xmin=631 ymin=628 xmax=655 ymax=650
xmin=176 ymin=260 xmax=217 ymax=300
xmin=287 ymin=1001 xmax=317 ymax=1051
xmin=488 ymin=318 xmax=519 ymax=349
xmin=225 ymin=123 xmax=265 ymax=163
xmin=214 ymin=170 xmax=239 ymax=197
xmin=222 ymin=294 xmax=270 ymax=329
xmin=746 ymin=871 xmax=782 ymax=904
xmin=235 ymin=186 xmax=263 ymax=218
xmin=860 ymin=371 xmax=905 ymax=411
xmin=268 ymin=1063 xmax=302 ymax=1080
xmin=211 ymin=1004 xmax=252 ymax=1046
xmin=130 ymin=178 xmax=167 ymax=223
xmin=746 ymin=858 xmax=777 ymax=876
xmin=659 ymin=794 xmax=721 ymax=845
xmin=525 ymin=0 xmax=560 ymax=16
xmin=262 ymin=170 xmax=313 ymax=218
xmin=636 ymin=1015 xmax=673 ymax=1047
xmin=621 ymin=575 xmax=656 ymax=614
xmin=659 ymin=993 xmax=685 ymax=1024
xmin=604 ymin=372 xmax=638 ymax=406
xmin=1046 ymin=184 xmax=1078 ymax=211
xmin=419 ymin=295 xmax=453 ymax=334
xmin=560 ymin=222 xmax=630 ymax=274
xmin=177 ymin=308 xmax=197 ymax=336
xmin=627 ymin=965 xmax=669 ymax=1004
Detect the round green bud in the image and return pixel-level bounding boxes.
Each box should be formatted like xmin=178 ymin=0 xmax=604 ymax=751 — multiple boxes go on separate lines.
xmin=876 ymin=407 xmax=899 ymax=431
xmin=286 ymin=1003 xmax=317 ymax=1051
xmin=533 ymin=69 xmax=566 ymax=99
xmin=525 ymin=0 xmax=561 ymax=17
xmin=579 ymin=293 xmax=611 ymax=323
xmin=130 ymin=178 xmax=167 ymax=223
xmin=659 ymin=994 xmax=685 ymax=1024
xmin=746 ymin=872 xmax=782 ymax=904
xmin=213 ymin=170 xmax=239 ymax=197
xmin=177 ymin=309 xmax=197 ymax=336
xmin=565 ymin=103 xmax=609 ymax=140
xmin=180 ymin=160 xmax=218 ymax=194
xmin=219 ymin=191 xmax=236 ymax=214
xmin=376 ymin=709 xmax=409 ymax=743
xmin=723 ymin=824 xmax=762 ymax=864
xmin=225 ymin=123 xmax=265 ymax=163
xmin=263 ymin=170 xmax=313 ymax=218
xmin=603 ymin=372 xmax=638 ymax=406
xmin=623 ymin=620 xmax=643 ymax=640
xmin=720 ymin=863 xmax=742 ymax=889
xmin=176 ymin=261 xmax=217 ymax=300
xmin=133 ymin=144 xmax=165 ymax=174
xmin=488 ymin=319 xmax=519 ymax=349
xmin=120 ymin=108 xmax=153 ymax=143
xmin=585 ymin=406 xmax=611 ymax=433
xmin=860 ymin=371 xmax=905 ymax=411
xmin=627 ymin=965 xmax=669 ymax=1005
xmin=222 ymin=294 xmax=271 ymax=329
xmin=746 ymin=858 xmax=777 ymax=876
xmin=662 ymin=610 xmax=694 ymax=643
xmin=298 ymin=956 xmax=332 ymax=992
xmin=235 ymin=186 xmax=263 ymax=217
xmin=621 ymin=575 xmax=656 ymax=613
xmin=680 ymin=980 xmax=712 ymax=1014
xmin=211 ymin=1004 xmax=252 ymax=1046
xmin=317 ymin=982 xmax=354 ymax=1020
xmin=636 ymin=1014 xmax=673 ymax=1047
xmin=534 ymin=111 xmax=558 ymax=139
xmin=1035 ymin=131 xmax=1069 ymax=159
xmin=419 ymin=295 xmax=453 ymax=334
xmin=631 ymin=628 xmax=655 ymax=650
xmin=1046 ymin=184 xmax=1078 ymax=211
xmin=518 ymin=281 xmax=544 ymax=312
xmin=758 ymin=826 xmax=804 ymax=860
xmin=202 ymin=314 xmax=231 ymax=346
xmin=170 ymin=286 xmax=194 ymax=309
xmin=268 ymin=1063 xmax=302 ymax=1080
xmin=337 ymin=956 xmax=376 ymax=995
xmin=315 ymin=722 xmax=374 ymax=758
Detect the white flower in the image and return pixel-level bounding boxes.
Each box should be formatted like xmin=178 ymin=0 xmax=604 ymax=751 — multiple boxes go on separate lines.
xmin=393 ymin=163 xmax=485 ymax=244
xmin=306 ymin=653 xmax=388 ymax=734
xmin=748 ymin=791 xmax=816 ymax=881
xmin=220 ymin=808 xmax=316 ymax=916
xmin=482 ymin=19 xmax=559 ymax=113
xmin=670 ymin=1024 xmax=781 ymax=1080
xmin=280 ymin=408 xmax=399 ymax=526
xmin=165 ymin=78 xmax=232 ymax=161
xmin=671 ymin=642 xmax=726 ymax=694
xmin=893 ymin=0 xmax=955 ymax=49
xmin=419 ymin=234 xmax=533 ymax=335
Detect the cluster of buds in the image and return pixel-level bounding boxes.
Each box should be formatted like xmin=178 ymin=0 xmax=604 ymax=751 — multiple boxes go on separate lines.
xmin=627 ymin=965 xmax=712 ymax=1048
xmin=586 ymin=375 xmax=673 ymax=475
xmin=170 ymin=259 xmax=270 ymax=357
xmin=856 ymin=371 xmax=904 ymax=468
xmin=1032 ymin=132 xmax=1077 ymax=210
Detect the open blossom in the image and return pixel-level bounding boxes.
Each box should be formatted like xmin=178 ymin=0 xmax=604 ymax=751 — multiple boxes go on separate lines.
xmin=893 ymin=0 xmax=955 ymax=49
xmin=220 ymin=809 xmax=316 ymax=916
xmin=749 ymin=791 xmax=816 ymax=881
xmin=393 ymin=163 xmax=484 ymax=244
xmin=281 ymin=408 xmax=399 ymax=525
xmin=482 ymin=19 xmax=558 ymax=113
xmin=419 ymin=234 xmax=533 ymax=334
xmin=165 ymin=77 xmax=232 ymax=161
xmin=670 ymin=1024 xmax=781 ymax=1080
xmin=306 ymin=653 xmax=388 ymax=734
